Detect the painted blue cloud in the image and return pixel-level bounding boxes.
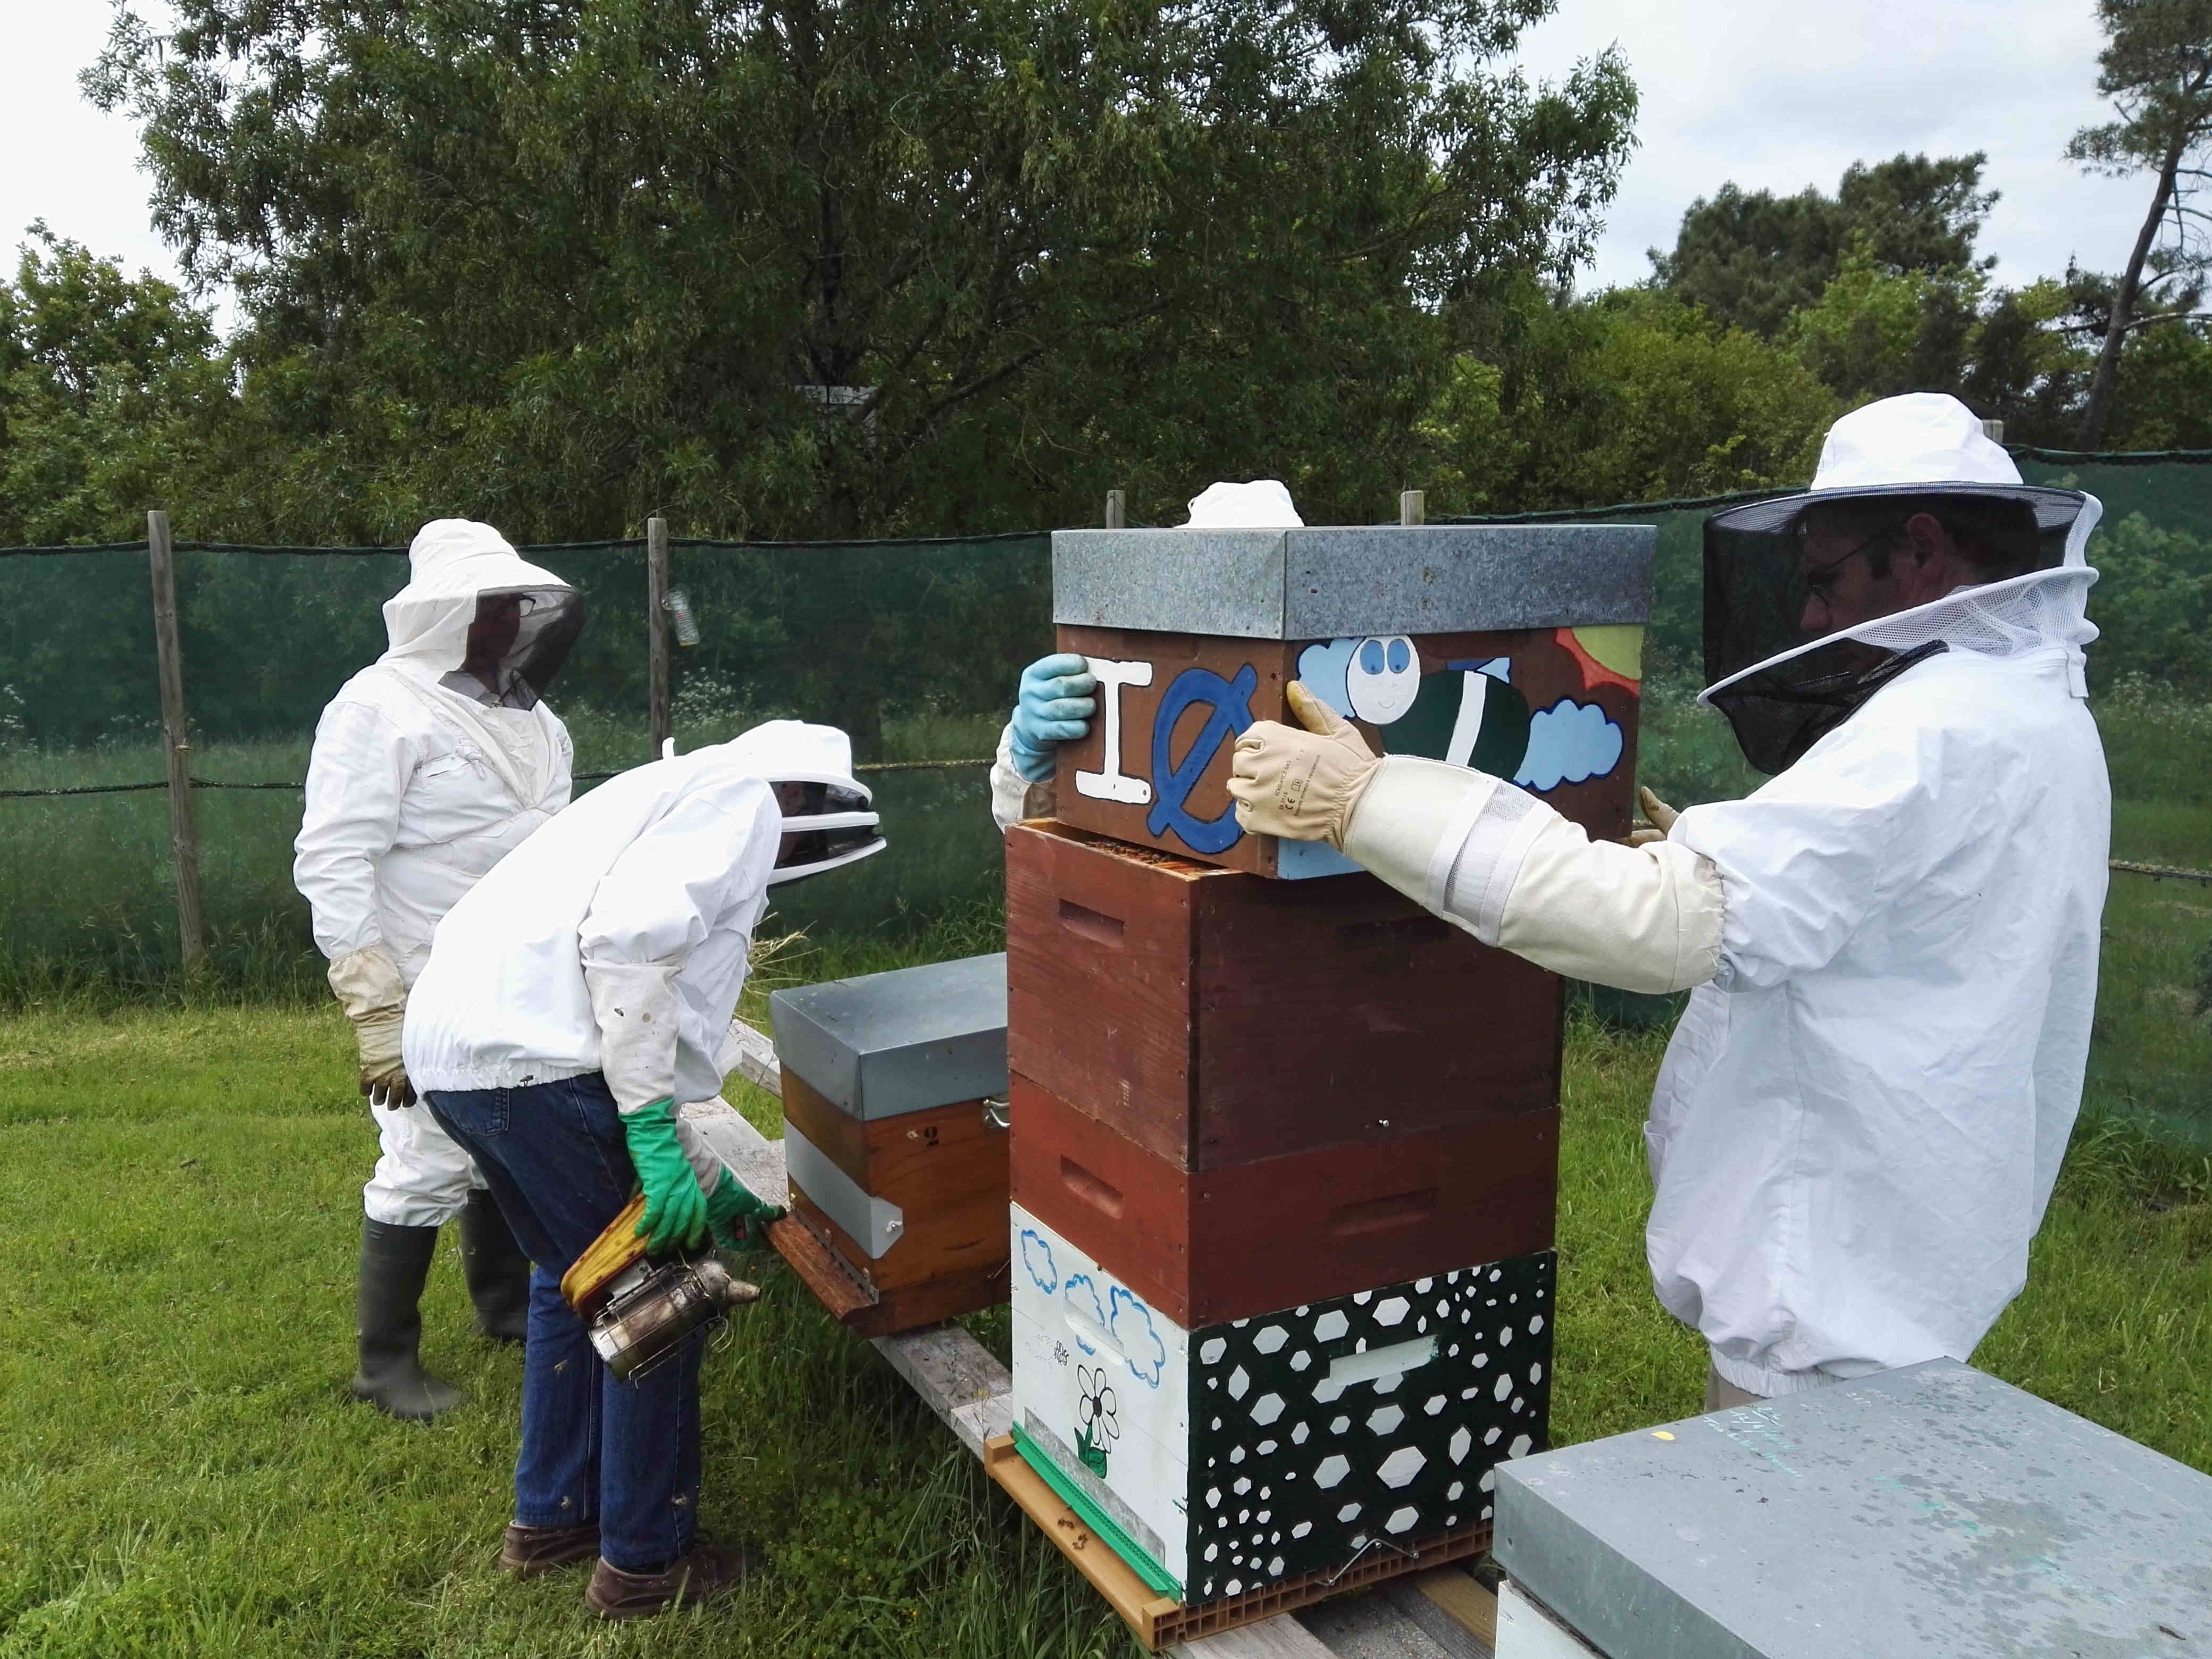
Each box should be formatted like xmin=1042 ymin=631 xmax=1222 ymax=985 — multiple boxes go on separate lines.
xmin=1514 ymin=699 xmax=1623 ymax=791
xmin=1019 ymin=1228 xmax=1059 ymax=1295
xmin=1063 ymin=1273 xmax=1107 ymax=1356
xmin=1108 ymin=1285 xmax=1170 ymax=1388
xmin=1295 ymin=639 xmax=1357 ymax=717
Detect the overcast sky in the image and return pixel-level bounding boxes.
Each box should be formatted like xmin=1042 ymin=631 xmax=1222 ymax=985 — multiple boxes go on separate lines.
xmin=1 ymin=1 xmax=2159 ymax=318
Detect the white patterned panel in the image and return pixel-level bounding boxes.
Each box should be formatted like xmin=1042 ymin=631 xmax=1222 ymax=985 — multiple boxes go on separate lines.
xmin=1009 ymin=1204 xmax=1193 ymax=1582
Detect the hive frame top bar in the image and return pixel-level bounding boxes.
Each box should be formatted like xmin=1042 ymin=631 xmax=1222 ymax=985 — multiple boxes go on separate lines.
xmin=1052 ymin=524 xmax=1658 ymax=640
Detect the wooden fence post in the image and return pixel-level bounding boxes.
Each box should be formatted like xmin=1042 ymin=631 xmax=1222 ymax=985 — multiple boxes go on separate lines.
xmin=1400 ymin=489 xmax=1425 ymax=526
xmin=146 ymin=509 xmax=207 ymax=973
xmin=1104 ymin=489 xmax=1126 ymax=530
xmin=647 ymin=516 xmax=671 ymax=758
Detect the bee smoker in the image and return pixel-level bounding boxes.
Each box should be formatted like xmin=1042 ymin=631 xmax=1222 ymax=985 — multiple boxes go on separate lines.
xmin=560 ymin=1193 xmax=760 ymax=1382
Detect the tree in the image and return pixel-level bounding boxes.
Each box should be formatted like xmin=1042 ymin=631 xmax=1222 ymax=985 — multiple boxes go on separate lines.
xmin=1650 ymin=154 xmax=1997 ymax=339
xmin=87 ymin=0 xmax=1637 ymax=543
xmin=2067 ymin=0 xmax=2212 ymax=446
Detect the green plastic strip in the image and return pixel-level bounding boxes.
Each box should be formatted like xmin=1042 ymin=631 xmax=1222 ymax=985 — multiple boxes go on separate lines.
xmin=1009 ymin=1423 xmax=1183 ymax=1601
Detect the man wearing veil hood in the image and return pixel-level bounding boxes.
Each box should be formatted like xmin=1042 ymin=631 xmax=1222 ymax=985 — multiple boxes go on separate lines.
xmin=295 ymin=518 xmax=586 ymax=1419
xmin=1225 ymin=395 xmax=2112 ymax=1407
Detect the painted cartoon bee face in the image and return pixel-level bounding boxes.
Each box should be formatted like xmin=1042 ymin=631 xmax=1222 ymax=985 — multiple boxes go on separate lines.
xmin=1346 ymin=635 xmax=1420 ymax=724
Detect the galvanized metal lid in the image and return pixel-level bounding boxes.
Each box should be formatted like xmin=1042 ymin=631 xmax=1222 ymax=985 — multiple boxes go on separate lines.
xmin=767 ymin=952 xmax=1008 ymax=1120
xmin=1494 ymin=1359 xmax=2212 ymax=1659
xmin=1052 ymin=524 xmax=1656 ymax=640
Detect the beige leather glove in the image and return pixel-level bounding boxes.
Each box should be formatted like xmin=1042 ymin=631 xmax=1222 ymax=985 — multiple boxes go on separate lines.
xmin=1228 ymin=683 xmax=1383 ymax=849
xmin=327 ymin=945 xmax=414 ymax=1108
xmin=1629 ymin=786 xmax=1679 ymax=847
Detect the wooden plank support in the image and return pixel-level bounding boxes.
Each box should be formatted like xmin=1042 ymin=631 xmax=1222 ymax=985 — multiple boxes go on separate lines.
xmin=146 ymin=509 xmax=206 ymax=973
xmin=1106 ymin=488 xmax=1127 ymax=530
xmin=647 ymin=514 xmax=671 ymax=758
xmin=1400 ymin=489 xmax=1425 ymax=526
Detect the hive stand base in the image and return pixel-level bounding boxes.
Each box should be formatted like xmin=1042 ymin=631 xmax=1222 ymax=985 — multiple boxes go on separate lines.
xmin=984 ymin=1434 xmax=1491 ymax=1652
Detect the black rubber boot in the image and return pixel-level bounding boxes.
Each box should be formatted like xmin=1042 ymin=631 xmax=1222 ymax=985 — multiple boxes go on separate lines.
xmin=351 ymin=1218 xmax=465 ymax=1421
xmin=459 ymin=1189 xmax=532 ymax=1345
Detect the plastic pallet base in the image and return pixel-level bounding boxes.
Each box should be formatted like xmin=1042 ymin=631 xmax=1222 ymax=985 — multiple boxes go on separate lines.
xmin=982 ymin=1433 xmax=1492 ymax=1652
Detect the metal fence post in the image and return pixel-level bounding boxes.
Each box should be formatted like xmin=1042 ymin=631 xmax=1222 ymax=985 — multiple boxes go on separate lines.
xmin=146 ymin=509 xmax=207 ymax=972
xmin=1105 ymin=489 xmax=1126 ymax=529
xmin=1400 ymin=490 xmax=1426 ymax=526
xmin=647 ymin=516 xmax=671 ymax=758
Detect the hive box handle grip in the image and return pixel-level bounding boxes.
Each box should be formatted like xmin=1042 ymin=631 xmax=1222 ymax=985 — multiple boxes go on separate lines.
xmin=1057 ymin=899 xmax=1125 ymax=948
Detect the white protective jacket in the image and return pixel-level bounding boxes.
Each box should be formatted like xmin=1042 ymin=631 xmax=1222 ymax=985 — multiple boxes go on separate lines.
xmin=401 ymin=736 xmax=785 ymax=1113
xmin=294 ymin=522 xmax=575 ymax=986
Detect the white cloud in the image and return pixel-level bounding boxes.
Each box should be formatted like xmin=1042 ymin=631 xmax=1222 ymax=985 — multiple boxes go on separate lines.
xmin=1508 ymin=0 xmax=2157 ymax=294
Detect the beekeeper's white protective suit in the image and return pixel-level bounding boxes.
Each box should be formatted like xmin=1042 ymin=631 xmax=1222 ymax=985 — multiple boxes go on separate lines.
xmin=1231 ymin=397 xmax=2110 ymax=1398
xmin=295 ymin=519 xmax=578 ymax=1227
xmin=404 ymin=722 xmax=884 ymax=1161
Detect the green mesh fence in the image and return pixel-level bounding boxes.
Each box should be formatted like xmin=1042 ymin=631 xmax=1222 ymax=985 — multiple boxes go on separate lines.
xmin=2 ymin=464 xmax=2206 ymax=1143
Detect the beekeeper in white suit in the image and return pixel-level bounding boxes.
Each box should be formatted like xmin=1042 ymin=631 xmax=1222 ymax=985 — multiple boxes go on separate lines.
xmin=294 ymin=518 xmax=585 ymax=1419
xmin=404 ymin=722 xmax=883 ymax=1619
xmin=1223 ymin=395 xmax=2109 ymax=1407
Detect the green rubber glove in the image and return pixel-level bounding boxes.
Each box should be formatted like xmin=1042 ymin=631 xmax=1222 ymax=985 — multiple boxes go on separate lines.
xmin=622 ymin=1100 xmax=710 ymax=1252
xmin=704 ymin=1174 xmax=784 ymax=1251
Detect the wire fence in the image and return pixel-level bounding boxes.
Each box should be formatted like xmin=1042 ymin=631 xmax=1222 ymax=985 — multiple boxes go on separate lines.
xmin=3 ymin=457 xmax=2208 ymax=1143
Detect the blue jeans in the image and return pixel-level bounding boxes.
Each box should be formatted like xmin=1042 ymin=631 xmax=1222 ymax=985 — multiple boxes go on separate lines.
xmin=425 ymin=1074 xmax=703 ymax=1571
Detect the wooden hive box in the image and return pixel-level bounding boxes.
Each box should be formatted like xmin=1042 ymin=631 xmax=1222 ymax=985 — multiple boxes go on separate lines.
xmin=767 ymin=952 xmax=1010 ymax=1335
xmin=1006 ymin=819 xmax=1562 ymax=1172
xmin=1049 ymin=524 xmax=1655 ymax=876
xmin=1009 ymin=1071 xmax=1554 ymax=1329
xmin=1009 ymin=1201 xmax=1554 ymax=1610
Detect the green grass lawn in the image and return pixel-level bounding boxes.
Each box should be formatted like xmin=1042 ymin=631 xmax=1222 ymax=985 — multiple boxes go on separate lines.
xmin=0 ymin=994 xmax=2203 ymax=1657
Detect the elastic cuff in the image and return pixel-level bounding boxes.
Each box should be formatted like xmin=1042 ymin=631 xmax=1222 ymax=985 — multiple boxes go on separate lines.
xmin=1708 ymin=1348 xmax=1850 ymax=1398
xmin=1341 ymin=758 xmax=1500 ymax=910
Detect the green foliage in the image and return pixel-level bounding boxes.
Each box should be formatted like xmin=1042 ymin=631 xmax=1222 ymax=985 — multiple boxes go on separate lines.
xmin=1425 ymin=285 xmax=1835 ymax=517
xmin=2085 ymin=516 xmax=2212 ymax=693
xmin=84 ymin=0 xmax=1637 ymax=542
xmin=0 ymin=231 xmax=235 ymax=546
xmin=1650 ymin=153 xmax=1997 ymax=341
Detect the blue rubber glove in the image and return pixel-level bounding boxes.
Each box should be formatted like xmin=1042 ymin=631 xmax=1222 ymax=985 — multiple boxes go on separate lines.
xmin=622 ymin=1100 xmax=710 ymax=1252
xmin=1009 ymin=653 xmax=1098 ymax=784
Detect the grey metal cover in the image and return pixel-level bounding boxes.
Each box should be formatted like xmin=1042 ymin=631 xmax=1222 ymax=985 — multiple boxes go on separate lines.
xmin=1493 ymin=1360 xmax=2212 ymax=1659
xmin=767 ymin=952 xmax=1008 ymax=1120
xmin=1051 ymin=525 xmax=1656 ymax=640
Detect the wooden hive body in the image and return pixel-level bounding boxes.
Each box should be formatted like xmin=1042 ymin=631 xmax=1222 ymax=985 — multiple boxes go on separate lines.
xmin=1010 ymin=1203 xmax=1554 ymax=1608
xmin=769 ymin=954 xmax=1011 ymax=1334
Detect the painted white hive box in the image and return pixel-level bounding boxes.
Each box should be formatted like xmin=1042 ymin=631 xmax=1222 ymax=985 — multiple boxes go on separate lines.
xmin=1009 ymin=1203 xmax=1554 ymax=1606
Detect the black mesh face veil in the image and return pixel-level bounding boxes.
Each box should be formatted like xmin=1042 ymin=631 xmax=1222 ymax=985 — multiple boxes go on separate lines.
xmin=768 ymin=776 xmax=885 ymax=885
xmin=445 ymin=588 xmax=585 ymax=709
xmin=1700 ymin=484 xmax=2090 ymax=774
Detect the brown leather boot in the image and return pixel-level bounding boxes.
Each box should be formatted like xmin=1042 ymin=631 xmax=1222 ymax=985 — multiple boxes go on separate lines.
xmin=498 ymin=1522 xmax=601 ymax=1579
xmin=584 ymin=1542 xmax=756 ymax=1619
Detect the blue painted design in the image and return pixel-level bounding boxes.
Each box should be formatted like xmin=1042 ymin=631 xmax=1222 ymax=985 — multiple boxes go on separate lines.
xmin=1295 ymin=639 xmax=1358 ymax=717
xmin=1063 ymin=1273 xmax=1107 ymax=1356
xmin=1448 ymin=656 xmax=1512 ymax=682
xmin=1386 ymin=638 xmax=1412 ymax=673
xmin=1146 ymin=664 xmax=1256 ymax=854
xmin=1515 ymin=698 xmax=1624 ymax=790
xmin=1108 ymin=1286 xmax=1170 ymax=1388
xmin=1019 ymin=1228 xmax=1059 ymax=1295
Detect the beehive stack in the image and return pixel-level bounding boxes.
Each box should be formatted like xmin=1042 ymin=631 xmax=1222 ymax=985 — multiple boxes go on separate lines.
xmin=1000 ymin=523 xmax=1655 ymax=1609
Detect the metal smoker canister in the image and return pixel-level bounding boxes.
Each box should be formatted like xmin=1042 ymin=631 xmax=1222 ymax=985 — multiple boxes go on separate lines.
xmin=587 ymin=1255 xmax=758 ymax=1382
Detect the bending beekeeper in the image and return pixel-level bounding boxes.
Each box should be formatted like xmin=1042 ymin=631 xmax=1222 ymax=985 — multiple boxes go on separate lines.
xmin=404 ymin=723 xmax=883 ymax=1620
xmin=294 ymin=518 xmax=585 ymax=1420
xmin=1230 ymin=395 xmax=2110 ymax=1406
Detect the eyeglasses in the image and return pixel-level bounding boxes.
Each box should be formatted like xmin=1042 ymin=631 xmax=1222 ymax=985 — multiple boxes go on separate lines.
xmin=1798 ymin=521 xmax=1904 ymax=604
